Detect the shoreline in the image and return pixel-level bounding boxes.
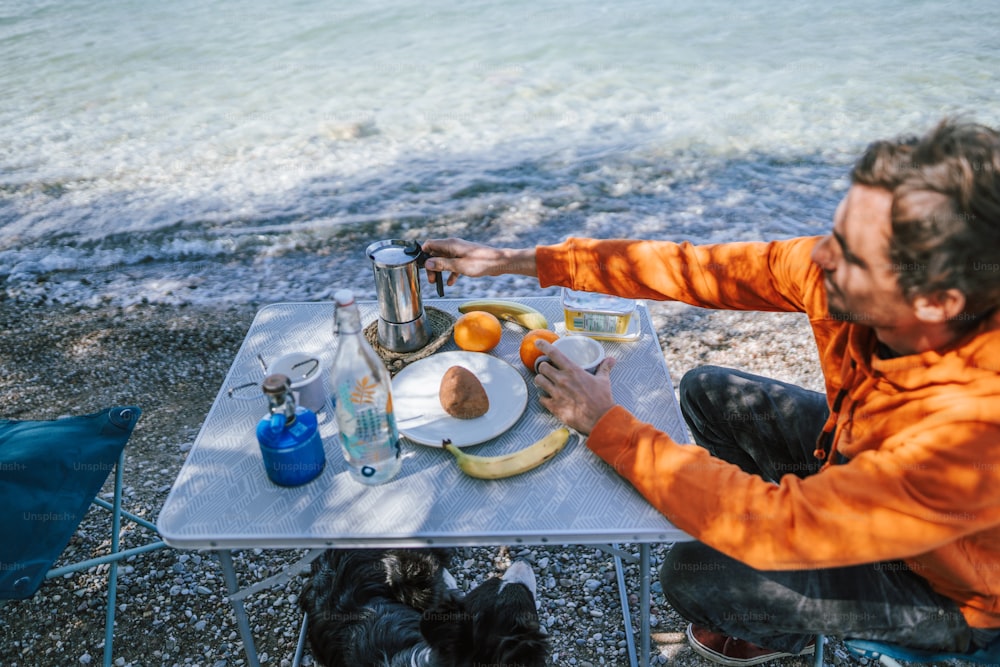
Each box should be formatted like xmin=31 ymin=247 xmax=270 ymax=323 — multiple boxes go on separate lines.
xmin=1 ymin=297 xmax=830 ymax=666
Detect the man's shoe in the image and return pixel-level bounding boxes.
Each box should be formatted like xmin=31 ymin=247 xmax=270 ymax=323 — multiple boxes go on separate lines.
xmin=686 ymin=623 xmax=816 ymax=666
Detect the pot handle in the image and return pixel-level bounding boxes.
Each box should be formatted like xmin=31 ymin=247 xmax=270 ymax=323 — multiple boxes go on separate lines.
xmin=407 ymin=240 xmax=445 ymax=297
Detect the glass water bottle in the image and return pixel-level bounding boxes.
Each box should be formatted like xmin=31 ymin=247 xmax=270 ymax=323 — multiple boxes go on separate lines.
xmin=327 ymin=289 xmax=402 ymax=485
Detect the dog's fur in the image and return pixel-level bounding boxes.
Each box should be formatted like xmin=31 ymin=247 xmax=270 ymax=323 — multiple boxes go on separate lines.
xmin=299 ymin=548 xmax=549 ymax=667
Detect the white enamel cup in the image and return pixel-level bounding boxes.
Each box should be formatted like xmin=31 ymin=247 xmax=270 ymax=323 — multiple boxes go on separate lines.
xmin=534 ymin=335 xmax=606 ymax=374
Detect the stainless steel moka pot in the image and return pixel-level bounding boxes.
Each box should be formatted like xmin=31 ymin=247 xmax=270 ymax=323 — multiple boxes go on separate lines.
xmin=366 ymin=239 xmax=435 ymax=353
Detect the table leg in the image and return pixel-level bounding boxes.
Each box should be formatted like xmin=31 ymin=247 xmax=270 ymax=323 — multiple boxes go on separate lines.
xmin=216 ymin=550 xmax=261 ymax=667
xmin=293 ymin=612 xmax=309 ymax=667
xmin=640 ymin=543 xmax=651 ymax=666
xmin=612 ymin=545 xmax=639 ymax=667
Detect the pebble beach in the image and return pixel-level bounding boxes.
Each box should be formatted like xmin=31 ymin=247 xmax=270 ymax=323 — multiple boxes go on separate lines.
xmin=1 ymin=283 xmax=843 ymax=667
xmin=5 ymin=1 xmax=998 ymax=662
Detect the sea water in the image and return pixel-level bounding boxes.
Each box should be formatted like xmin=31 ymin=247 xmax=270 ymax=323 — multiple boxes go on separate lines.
xmin=2 ymin=0 xmax=998 ymax=308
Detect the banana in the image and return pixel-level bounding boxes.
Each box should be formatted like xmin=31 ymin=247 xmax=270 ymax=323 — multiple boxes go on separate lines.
xmin=444 ymin=427 xmax=571 ymax=479
xmin=457 ymin=299 xmax=548 ymax=330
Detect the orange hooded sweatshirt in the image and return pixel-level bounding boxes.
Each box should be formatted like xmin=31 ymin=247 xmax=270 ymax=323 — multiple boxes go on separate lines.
xmin=537 ymin=235 xmax=1000 ymax=628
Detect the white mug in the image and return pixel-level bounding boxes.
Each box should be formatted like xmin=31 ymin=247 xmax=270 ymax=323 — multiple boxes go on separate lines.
xmin=534 ymin=335 xmax=606 ymax=374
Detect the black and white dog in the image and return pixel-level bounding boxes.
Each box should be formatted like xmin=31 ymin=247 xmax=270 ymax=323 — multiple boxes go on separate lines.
xmin=299 ymin=548 xmax=549 ymax=667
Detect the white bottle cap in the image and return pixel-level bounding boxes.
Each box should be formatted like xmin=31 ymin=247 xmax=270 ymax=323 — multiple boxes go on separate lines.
xmin=334 ymin=289 xmax=355 ymax=306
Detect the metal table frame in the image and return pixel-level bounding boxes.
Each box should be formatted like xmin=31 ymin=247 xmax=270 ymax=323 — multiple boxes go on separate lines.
xmin=158 ymin=297 xmax=691 ymax=666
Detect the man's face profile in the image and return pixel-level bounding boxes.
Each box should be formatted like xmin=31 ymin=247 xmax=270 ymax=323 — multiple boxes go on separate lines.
xmin=811 ymin=185 xmax=920 ymax=335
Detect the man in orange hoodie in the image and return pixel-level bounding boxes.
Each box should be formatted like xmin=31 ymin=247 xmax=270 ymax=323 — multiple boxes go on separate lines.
xmin=422 ymin=119 xmax=1000 ymax=665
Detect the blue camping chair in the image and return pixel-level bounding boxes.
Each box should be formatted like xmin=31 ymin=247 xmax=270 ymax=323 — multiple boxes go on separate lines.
xmin=814 ymin=632 xmax=1000 ymax=667
xmin=0 ymin=407 xmax=169 ymax=667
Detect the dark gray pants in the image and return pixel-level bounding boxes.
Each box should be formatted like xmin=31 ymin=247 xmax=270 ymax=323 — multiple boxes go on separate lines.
xmin=659 ymin=365 xmax=977 ymax=653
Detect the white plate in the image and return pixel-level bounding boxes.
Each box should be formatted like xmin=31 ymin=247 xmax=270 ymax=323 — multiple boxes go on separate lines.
xmin=392 ymin=351 xmax=528 ymax=447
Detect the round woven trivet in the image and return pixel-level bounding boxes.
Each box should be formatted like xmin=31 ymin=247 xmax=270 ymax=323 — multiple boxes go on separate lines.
xmin=363 ymin=306 xmax=456 ymax=375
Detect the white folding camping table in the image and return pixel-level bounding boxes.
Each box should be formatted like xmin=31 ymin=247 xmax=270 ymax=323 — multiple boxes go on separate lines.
xmin=158 ymin=297 xmax=692 ymax=666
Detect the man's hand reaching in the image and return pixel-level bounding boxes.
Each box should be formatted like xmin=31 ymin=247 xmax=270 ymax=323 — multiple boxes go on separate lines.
xmin=420 ymin=238 xmax=538 ymax=288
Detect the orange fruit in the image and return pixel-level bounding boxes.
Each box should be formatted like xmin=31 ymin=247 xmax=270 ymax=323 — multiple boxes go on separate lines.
xmin=519 ymin=329 xmax=560 ymax=371
xmin=453 ymin=311 xmax=503 ymax=352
